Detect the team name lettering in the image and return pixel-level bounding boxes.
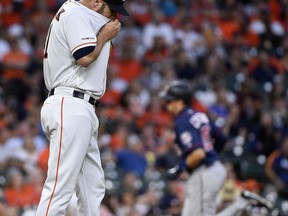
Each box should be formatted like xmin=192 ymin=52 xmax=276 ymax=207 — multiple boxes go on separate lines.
xmin=190 ymin=113 xmax=209 ymax=129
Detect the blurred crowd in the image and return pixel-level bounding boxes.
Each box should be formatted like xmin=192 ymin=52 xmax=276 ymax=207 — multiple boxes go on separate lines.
xmin=0 ymin=0 xmax=288 ymax=215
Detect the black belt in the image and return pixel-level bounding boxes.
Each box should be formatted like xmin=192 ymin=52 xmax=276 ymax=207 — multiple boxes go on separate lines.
xmin=49 ymin=88 xmax=100 ymax=108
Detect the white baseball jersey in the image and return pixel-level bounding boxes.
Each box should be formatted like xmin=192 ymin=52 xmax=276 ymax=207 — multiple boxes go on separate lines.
xmin=43 ymin=0 xmax=111 ymax=97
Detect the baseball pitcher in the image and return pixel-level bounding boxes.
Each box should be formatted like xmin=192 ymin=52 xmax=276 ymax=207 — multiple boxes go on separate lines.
xmin=36 ymin=0 xmax=129 ymax=215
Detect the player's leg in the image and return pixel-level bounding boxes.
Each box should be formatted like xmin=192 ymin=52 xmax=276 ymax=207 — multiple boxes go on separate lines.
xmin=181 ymin=170 xmax=203 ymax=216
xmin=201 ymin=161 xmax=227 ymax=215
xmin=181 ymin=162 xmax=226 ymax=216
xmin=75 ymin=115 xmax=105 ymax=216
xmin=36 ymin=97 xmax=95 ymax=216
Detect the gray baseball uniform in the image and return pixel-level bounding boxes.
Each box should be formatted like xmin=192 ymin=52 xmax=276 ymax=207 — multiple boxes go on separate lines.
xmin=161 ymin=82 xmax=273 ymax=216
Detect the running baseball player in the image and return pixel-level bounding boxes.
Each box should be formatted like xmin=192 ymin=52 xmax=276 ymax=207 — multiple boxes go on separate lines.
xmin=36 ymin=0 xmax=129 ymax=216
xmin=159 ymin=80 xmax=273 ymax=216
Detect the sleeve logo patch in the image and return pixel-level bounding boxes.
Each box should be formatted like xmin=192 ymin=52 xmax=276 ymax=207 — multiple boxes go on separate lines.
xmin=81 ymin=37 xmax=95 ymax=40
xmin=180 ymin=131 xmax=193 ymax=147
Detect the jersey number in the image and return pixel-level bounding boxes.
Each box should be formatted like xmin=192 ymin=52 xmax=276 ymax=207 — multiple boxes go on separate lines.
xmin=200 ymin=125 xmax=213 ymax=151
xmin=190 ymin=113 xmax=213 ymax=151
xmin=43 ymin=9 xmax=65 ymax=58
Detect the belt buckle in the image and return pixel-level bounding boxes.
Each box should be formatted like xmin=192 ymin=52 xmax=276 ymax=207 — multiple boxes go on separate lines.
xmin=73 ymin=89 xmax=85 ymax=99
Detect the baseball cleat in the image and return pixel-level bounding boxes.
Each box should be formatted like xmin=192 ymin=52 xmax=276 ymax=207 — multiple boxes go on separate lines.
xmin=241 ymin=190 xmax=273 ymax=211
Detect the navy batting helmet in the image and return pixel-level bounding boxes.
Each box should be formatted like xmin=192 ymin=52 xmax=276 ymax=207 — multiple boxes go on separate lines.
xmin=159 ymin=80 xmax=192 ymax=105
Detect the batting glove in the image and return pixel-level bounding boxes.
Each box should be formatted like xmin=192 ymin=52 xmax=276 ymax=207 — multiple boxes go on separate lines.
xmin=166 ymin=160 xmax=186 ymax=180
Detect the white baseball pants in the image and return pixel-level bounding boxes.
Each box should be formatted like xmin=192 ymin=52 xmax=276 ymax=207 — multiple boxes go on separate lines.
xmin=36 ymin=91 xmax=105 ymax=216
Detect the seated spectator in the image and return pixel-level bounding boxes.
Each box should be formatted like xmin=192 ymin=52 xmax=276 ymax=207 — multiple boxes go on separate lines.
xmin=142 ymin=10 xmax=174 ymax=50
xmin=3 ymin=168 xmax=36 ymax=209
xmin=24 ymin=168 xmax=43 ymax=207
xmin=111 ymin=36 xmax=143 ymax=83
xmin=173 ymin=49 xmax=199 ymax=80
xmin=2 ymin=35 xmax=30 ymax=80
xmin=116 ymin=134 xmax=148 ymax=177
xmin=136 ymin=96 xmax=172 ymax=135
xmin=217 ymin=10 xmax=241 ymax=44
xmin=110 ymin=122 xmax=131 ymax=153
xmin=11 ymin=135 xmax=39 ymax=173
xmin=36 ymin=145 xmax=49 ymax=174
xmin=144 ymin=35 xmax=171 ymax=64
xmin=248 ymin=50 xmax=283 ymax=85
xmin=175 ymin=20 xmax=206 ymax=61
xmin=249 ymin=7 xmax=284 ymax=52
xmin=159 ymin=180 xmax=185 ymax=215
xmin=116 ymin=189 xmax=138 ymax=216
xmin=120 ymin=80 xmax=151 ymax=118
xmin=134 ymin=188 xmax=161 ymax=215
xmin=128 ymin=0 xmax=150 ymax=27
xmin=156 ymin=127 xmax=181 ymax=170
xmin=0 ymin=0 xmax=23 ymax=27
xmin=265 ymin=134 xmax=288 ymax=199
